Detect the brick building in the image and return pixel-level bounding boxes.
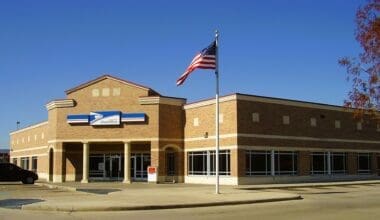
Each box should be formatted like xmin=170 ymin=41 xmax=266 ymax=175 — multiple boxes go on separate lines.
xmin=0 ymin=149 xmax=9 ymax=163
xmin=9 ymin=75 xmax=380 ymax=184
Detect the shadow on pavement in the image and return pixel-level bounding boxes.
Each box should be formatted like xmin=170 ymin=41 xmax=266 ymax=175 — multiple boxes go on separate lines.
xmin=0 ymin=199 xmax=44 ymax=209
xmin=77 ymin=188 xmax=121 ymax=195
xmin=304 ymin=191 xmax=348 ymax=195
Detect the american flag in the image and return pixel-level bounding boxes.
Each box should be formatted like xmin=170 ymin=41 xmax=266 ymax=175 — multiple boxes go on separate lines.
xmin=176 ymin=41 xmax=216 ymax=86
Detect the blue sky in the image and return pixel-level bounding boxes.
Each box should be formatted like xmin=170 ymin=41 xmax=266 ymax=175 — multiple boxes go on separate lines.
xmin=0 ymin=0 xmax=365 ymax=148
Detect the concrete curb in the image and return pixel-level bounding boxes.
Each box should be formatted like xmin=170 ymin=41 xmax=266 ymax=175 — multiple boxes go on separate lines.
xmin=237 ymin=180 xmax=380 ymax=190
xmin=21 ymin=195 xmax=302 ymax=212
xmin=34 ymin=182 xmax=77 ymax=192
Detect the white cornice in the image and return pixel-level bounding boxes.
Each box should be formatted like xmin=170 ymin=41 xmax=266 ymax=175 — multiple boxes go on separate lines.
xmin=139 ymin=96 xmax=186 ymax=106
xmin=184 ymin=93 xmax=357 ymax=113
xmin=9 ymin=121 xmax=48 ymax=135
xmin=235 ymin=94 xmax=354 ymax=112
xmin=184 ymin=133 xmax=380 ymax=144
xmin=184 ymin=95 xmax=237 ymax=109
xmin=46 ymin=99 xmax=75 ymax=110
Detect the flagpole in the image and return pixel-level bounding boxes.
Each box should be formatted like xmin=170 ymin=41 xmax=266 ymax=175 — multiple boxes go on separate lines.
xmin=215 ymin=30 xmax=220 ymax=194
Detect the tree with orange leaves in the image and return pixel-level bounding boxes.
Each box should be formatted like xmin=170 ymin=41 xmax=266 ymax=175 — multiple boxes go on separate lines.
xmin=339 ymin=0 xmax=380 ymax=118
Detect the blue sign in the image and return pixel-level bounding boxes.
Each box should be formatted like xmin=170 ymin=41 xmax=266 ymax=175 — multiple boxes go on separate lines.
xmin=90 ymin=111 xmax=121 ymax=125
xmin=67 ymin=111 xmax=145 ymax=125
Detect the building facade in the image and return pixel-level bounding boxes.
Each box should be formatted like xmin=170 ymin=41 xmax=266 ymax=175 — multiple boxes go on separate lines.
xmin=9 ymin=75 xmax=380 ymax=185
xmin=0 ymin=149 xmax=9 ymax=163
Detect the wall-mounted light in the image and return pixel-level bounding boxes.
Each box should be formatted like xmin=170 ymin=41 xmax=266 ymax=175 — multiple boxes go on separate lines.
xmin=204 ymin=132 xmax=208 ymax=138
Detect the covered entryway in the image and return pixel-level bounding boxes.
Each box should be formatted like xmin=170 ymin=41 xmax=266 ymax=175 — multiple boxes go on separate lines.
xmin=164 ymin=146 xmax=181 ymax=183
xmin=89 ymin=153 xmax=123 ymax=181
xmin=131 ymin=153 xmax=150 ymax=181
xmin=63 ymin=141 xmax=152 ymax=183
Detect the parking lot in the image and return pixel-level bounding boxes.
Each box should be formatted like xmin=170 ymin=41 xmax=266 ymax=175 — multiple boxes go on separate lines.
xmin=0 ymin=182 xmax=380 ymax=220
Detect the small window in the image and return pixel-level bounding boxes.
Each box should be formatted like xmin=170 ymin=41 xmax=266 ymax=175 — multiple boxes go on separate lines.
xmin=219 ymin=114 xmax=224 ymax=124
xmin=252 ymin=113 xmax=260 ymax=123
xmin=112 ymin=88 xmax=121 ymax=96
xmin=193 ymin=118 xmax=199 ymax=127
xmin=335 ymin=120 xmax=341 ymax=129
xmin=21 ymin=157 xmax=29 ymax=170
xmin=92 ymin=89 xmax=99 ymax=97
xmin=357 ymin=122 xmax=362 ymax=131
xmin=358 ymin=153 xmax=371 ymax=174
xmin=31 ymin=156 xmax=37 ymax=172
xmin=282 ymin=115 xmax=290 ymax=125
xmin=310 ymin=117 xmax=317 ymax=127
xmin=102 ymin=88 xmax=110 ymax=97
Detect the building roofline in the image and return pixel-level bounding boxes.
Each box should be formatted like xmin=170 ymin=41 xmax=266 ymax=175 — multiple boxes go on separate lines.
xmin=184 ymin=93 xmax=359 ymax=113
xmin=9 ymin=121 xmax=48 ymax=136
xmin=235 ymin=93 xmax=347 ymax=109
xmin=65 ymin=74 xmax=161 ymax=96
xmin=139 ymin=95 xmax=187 ymax=101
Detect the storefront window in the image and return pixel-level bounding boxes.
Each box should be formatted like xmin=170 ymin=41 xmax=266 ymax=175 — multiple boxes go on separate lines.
xmin=311 ymin=152 xmax=328 ymax=175
xmin=31 ymin=156 xmax=38 ymax=173
xmin=245 ymin=151 xmax=271 ymax=175
xmin=210 ymin=150 xmax=231 ymax=175
xmin=245 ymin=150 xmax=298 ymax=176
xmin=188 ymin=151 xmax=207 ymax=175
xmin=358 ymin=153 xmax=372 ymax=174
xmin=275 ymin=151 xmax=298 ymax=175
xmin=331 ymin=152 xmax=346 ymax=174
xmin=188 ymin=150 xmax=230 ymax=176
xmin=20 ymin=157 xmax=29 ymax=170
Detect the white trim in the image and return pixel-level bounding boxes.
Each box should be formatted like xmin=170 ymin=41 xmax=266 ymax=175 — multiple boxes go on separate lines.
xmin=11 ymin=146 xmax=48 ymax=153
xmin=185 ymin=176 xmax=238 ymax=185
xmin=238 ymin=145 xmax=380 ymax=153
xmin=9 ymin=121 xmax=48 ymax=135
xmin=37 ymin=172 xmax=48 ymax=181
xmin=10 ymin=153 xmax=47 ymax=158
xmin=48 ymin=137 xmax=183 ymax=143
xmin=184 ymin=95 xmax=236 ymax=109
xmin=184 ymin=93 xmax=361 ymax=113
xmin=184 ymin=133 xmax=380 ymax=144
xmin=185 ymin=133 xmax=236 ymax=142
xmin=139 ymin=96 xmax=186 ymax=106
xmin=46 ymin=99 xmax=75 ymax=110
xmin=185 ymin=145 xmax=237 ymax=152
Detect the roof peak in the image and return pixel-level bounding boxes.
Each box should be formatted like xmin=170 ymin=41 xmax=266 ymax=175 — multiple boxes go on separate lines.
xmin=65 ymin=74 xmax=160 ymax=96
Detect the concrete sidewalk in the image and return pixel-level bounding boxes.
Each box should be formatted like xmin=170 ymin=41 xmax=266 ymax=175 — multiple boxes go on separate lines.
xmin=23 ymin=183 xmax=301 ymax=212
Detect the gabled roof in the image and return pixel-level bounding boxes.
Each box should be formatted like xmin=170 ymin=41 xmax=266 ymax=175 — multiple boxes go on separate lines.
xmin=65 ymin=74 xmax=160 ymax=96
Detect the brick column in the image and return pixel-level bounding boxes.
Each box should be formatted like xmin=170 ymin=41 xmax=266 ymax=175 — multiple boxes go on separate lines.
xmin=150 ymin=141 xmax=164 ymax=183
xmin=81 ymin=142 xmax=89 ymax=183
xmin=123 ymin=142 xmax=131 ymax=183
xmin=371 ymin=153 xmax=377 ymax=175
xmin=237 ymin=149 xmax=246 ymax=177
xmin=347 ymin=152 xmax=357 ymax=175
xmin=53 ymin=142 xmax=65 ymax=183
xmin=298 ymin=151 xmax=310 ymax=176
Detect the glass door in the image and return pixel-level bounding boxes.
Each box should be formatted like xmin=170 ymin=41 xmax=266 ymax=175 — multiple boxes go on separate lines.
xmin=110 ymin=154 xmax=121 ymax=180
xmin=131 ymin=153 xmax=150 ymax=181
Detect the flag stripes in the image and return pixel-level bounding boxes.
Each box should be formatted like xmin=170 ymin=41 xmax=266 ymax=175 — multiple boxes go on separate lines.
xmin=176 ymin=41 xmax=216 ymax=86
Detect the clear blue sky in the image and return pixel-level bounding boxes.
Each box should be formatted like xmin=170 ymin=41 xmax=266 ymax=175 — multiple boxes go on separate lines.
xmin=0 ymin=0 xmax=365 ymax=149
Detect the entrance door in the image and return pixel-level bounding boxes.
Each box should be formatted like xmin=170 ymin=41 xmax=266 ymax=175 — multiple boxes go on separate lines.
xmin=131 ymin=153 xmax=150 ymax=181
xmin=110 ymin=155 xmax=121 ymax=180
